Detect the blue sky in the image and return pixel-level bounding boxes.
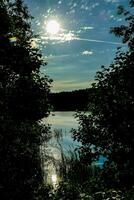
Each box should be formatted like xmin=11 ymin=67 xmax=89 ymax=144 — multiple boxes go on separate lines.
xmin=24 ymin=0 xmax=128 ymax=92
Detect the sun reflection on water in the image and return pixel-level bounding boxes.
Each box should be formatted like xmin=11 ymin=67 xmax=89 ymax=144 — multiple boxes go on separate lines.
xmin=51 ymin=174 xmax=57 ymax=186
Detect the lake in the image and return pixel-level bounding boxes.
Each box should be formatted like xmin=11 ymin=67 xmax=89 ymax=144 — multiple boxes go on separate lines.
xmin=42 ymin=111 xmax=106 ymax=186
xmin=41 ymin=111 xmax=80 ymax=185
xmin=46 ymin=111 xmax=80 ymax=149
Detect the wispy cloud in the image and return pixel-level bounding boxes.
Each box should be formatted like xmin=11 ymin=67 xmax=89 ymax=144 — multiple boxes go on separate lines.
xmin=76 ymin=37 xmax=124 ymax=45
xmin=40 ymin=32 xmax=77 ymax=44
xmin=104 ymin=0 xmax=119 ymax=3
xmin=80 ymin=2 xmax=99 ymax=11
xmin=82 ymin=26 xmax=94 ymax=30
xmin=51 ymin=80 xmax=94 ymax=92
xmin=40 ymin=27 xmax=124 ymax=46
xmin=46 ymin=64 xmax=76 ymax=73
xmin=45 ymin=54 xmax=70 ymax=60
xmin=40 ymin=32 xmax=124 ymax=46
xmin=82 ymin=50 xmax=93 ymax=55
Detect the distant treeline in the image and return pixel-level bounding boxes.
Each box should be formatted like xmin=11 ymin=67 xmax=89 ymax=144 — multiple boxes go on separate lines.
xmin=49 ymin=88 xmax=94 ymax=111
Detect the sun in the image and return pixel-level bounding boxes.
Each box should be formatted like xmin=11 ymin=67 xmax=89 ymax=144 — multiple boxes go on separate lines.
xmin=46 ymin=20 xmax=60 ymax=34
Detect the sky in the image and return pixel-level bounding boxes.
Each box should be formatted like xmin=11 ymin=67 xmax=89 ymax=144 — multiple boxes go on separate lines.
xmin=24 ymin=0 xmax=129 ymax=92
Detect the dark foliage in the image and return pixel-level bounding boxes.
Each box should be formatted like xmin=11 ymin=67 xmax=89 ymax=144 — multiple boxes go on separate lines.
xmin=72 ymin=0 xmax=134 ymax=190
xmin=0 ymin=0 xmax=51 ymax=199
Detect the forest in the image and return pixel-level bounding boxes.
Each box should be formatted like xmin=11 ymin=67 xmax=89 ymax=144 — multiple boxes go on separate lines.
xmin=49 ymin=88 xmax=94 ymax=111
xmin=0 ymin=0 xmax=134 ymax=199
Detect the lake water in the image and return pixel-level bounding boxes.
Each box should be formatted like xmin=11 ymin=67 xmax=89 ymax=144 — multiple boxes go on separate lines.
xmin=46 ymin=111 xmax=80 ymax=149
xmin=41 ymin=112 xmax=79 ymax=185
xmin=42 ymin=111 xmax=105 ymax=185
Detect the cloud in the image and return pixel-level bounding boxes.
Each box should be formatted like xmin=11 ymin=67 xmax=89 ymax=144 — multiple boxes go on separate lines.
xmin=46 ymin=64 xmax=75 ymax=73
xmin=77 ymin=26 xmax=94 ymax=34
xmin=80 ymin=2 xmax=99 ymax=11
xmin=51 ymin=79 xmax=94 ymax=92
xmin=104 ymin=0 xmax=119 ymax=3
xmin=41 ymin=31 xmax=77 ymax=44
xmin=40 ymin=26 xmax=125 ymax=46
xmin=58 ymin=1 xmax=62 ymax=4
xmin=41 ymin=33 xmax=124 ymax=46
xmin=76 ymin=37 xmax=125 ymax=46
xmin=45 ymin=54 xmax=70 ymax=60
xmin=82 ymin=26 xmax=94 ymax=30
xmin=82 ymin=50 xmax=93 ymax=56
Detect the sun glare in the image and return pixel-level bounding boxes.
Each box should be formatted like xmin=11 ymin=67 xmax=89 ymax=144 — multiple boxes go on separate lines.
xmin=46 ymin=20 xmax=60 ymax=35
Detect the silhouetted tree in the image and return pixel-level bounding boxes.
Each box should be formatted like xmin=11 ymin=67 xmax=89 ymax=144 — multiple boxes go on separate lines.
xmin=73 ymin=0 xmax=134 ymax=189
xmin=0 ymin=0 xmax=51 ymax=199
